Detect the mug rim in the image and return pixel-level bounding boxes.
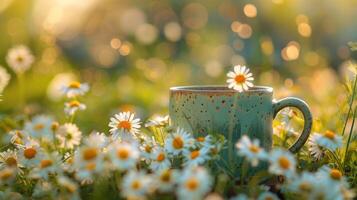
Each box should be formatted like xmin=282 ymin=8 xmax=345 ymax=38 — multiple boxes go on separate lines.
xmin=170 ymin=85 xmax=273 ymax=93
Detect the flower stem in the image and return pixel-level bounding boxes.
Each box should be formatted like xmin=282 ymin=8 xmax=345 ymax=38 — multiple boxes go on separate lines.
xmin=342 ymin=75 xmax=357 ymax=136
xmin=343 ymin=106 xmax=356 ymax=166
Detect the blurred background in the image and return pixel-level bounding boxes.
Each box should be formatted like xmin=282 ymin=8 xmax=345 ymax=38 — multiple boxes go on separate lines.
xmin=0 ymin=0 xmax=356 ymax=132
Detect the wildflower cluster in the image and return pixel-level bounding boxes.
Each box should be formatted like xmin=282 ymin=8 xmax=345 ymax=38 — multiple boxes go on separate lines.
xmin=0 ymin=85 xmax=225 ymax=199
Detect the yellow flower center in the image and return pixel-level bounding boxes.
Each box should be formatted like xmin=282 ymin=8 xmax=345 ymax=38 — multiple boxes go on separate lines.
xmin=249 ymin=145 xmax=260 ymax=153
xmin=144 ymin=145 xmax=152 ymax=153
xmin=190 ymin=150 xmax=200 ymax=159
xmin=86 ymin=162 xmax=96 ymax=171
xmin=16 ymin=56 xmax=24 ymax=63
xmin=330 ymin=169 xmax=342 ymax=180
xmin=69 ymin=81 xmax=81 ymax=89
xmin=160 ymin=171 xmax=171 ymax=182
xmin=185 ymin=178 xmax=199 ymax=191
xmin=5 ymin=157 xmax=17 ymax=167
xmin=299 ymin=182 xmax=311 ymax=191
xmin=278 ymin=156 xmax=291 ymax=169
xmin=69 ymin=100 xmax=81 ymax=107
xmin=235 ymin=74 xmax=246 ymax=84
xmin=196 ymin=137 xmax=205 ymax=142
xmin=24 ymin=147 xmax=37 ymax=159
xmin=51 ymin=122 xmax=59 ymax=132
xmin=265 ymin=197 xmax=273 ymax=200
xmin=131 ymin=180 xmax=141 ymax=190
xmin=157 ymin=153 xmax=165 ymax=162
xmin=324 ymin=130 xmax=335 ymax=140
xmin=117 ymin=148 xmax=129 ymax=160
xmin=82 ymin=148 xmax=98 ymax=161
xmin=34 ymin=124 xmax=45 ymax=130
xmin=210 ymin=148 xmax=218 ymax=155
xmin=118 ymin=121 xmax=131 ymax=130
xmin=172 ymin=136 xmax=184 ymax=149
xmin=0 ymin=169 xmax=13 ymax=180
xmin=40 ymin=159 xmax=53 ymax=168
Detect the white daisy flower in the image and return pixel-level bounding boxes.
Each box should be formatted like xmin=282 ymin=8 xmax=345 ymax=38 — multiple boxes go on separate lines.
xmin=121 ymin=170 xmax=152 ymax=199
xmin=64 ymin=100 xmax=86 ymax=116
xmin=236 ymin=135 xmax=268 ymax=166
xmin=32 ymin=181 xmax=55 ymax=198
xmin=316 ymin=166 xmax=347 ymax=186
xmin=257 ymin=191 xmax=279 ymax=200
xmin=286 ymin=171 xmax=317 ymax=193
xmin=24 ymin=115 xmax=54 ymax=142
xmin=30 ymin=152 xmax=62 ymax=180
xmin=0 ymin=66 xmax=10 ymax=93
xmin=57 ymin=176 xmax=80 ymax=199
xmin=154 ymin=169 xmax=179 ymax=193
xmin=183 ymin=148 xmax=209 ymax=167
xmin=177 ymin=166 xmax=212 ymax=200
xmin=139 ymin=135 xmax=157 ymax=162
xmin=73 ymin=145 xmax=105 ymax=181
xmin=150 ymin=147 xmax=171 ymax=171
xmin=108 ymin=141 xmax=140 ymax=171
xmin=18 ymin=139 xmax=43 ymax=168
xmin=308 ymin=133 xmax=325 ymax=160
xmin=6 ymin=45 xmax=34 ymax=73
xmin=62 ymin=152 xmax=75 ymax=173
xmin=83 ymin=132 xmax=110 ymax=149
xmin=0 ymin=167 xmax=17 ymax=186
xmin=226 ymin=65 xmax=254 ymax=92
xmin=268 ymin=149 xmax=296 ymax=177
xmin=307 ymin=177 xmax=346 ymax=200
xmin=8 ymin=130 xmax=29 ymax=146
xmin=313 ymin=131 xmax=342 ymax=151
xmin=145 ymin=115 xmax=170 ymax=127
xmin=61 ymin=81 xmax=89 ymax=98
xmin=109 ymin=111 xmax=141 ymax=140
xmin=165 ymin=128 xmax=194 ymax=155
xmin=195 ymin=135 xmax=214 ymax=149
xmin=0 ymin=149 xmax=21 ymax=170
xmin=56 ymin=123 xmax=82 ymax=149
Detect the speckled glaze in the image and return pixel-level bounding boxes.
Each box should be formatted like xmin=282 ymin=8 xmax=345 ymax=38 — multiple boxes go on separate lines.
xmin=169 ymin=85 xmax=312 ymax=176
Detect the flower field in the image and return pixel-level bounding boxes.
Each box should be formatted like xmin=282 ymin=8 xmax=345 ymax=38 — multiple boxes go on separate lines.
xmin=0 ymin=1 xmax=356 ymax=200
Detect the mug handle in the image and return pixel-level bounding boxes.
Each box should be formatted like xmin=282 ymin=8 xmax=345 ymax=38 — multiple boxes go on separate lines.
xmin=273 ymin=97 xmax=313 ymax=153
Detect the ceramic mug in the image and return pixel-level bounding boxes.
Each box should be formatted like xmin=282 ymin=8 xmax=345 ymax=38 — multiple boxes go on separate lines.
xmin=169 ymin=85 xmax=312 ymax=175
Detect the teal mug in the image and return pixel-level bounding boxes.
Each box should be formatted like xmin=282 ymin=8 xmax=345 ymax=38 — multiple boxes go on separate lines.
xmin=169 ymin=85 xmax=312 ymax=175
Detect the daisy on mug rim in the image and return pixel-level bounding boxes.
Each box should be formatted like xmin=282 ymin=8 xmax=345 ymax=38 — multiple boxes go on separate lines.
xmin=61 ymin=81 xmax=89 ymax=98
xmin=165 ymin=127 xmax=195 ymax=155
xmin=226 ymin=65 xmax=254 ymax=92
xmin=109 ymin=111 xmax=141 ymax=140
xmin=236 ymin=135 xmax=268 ymax=167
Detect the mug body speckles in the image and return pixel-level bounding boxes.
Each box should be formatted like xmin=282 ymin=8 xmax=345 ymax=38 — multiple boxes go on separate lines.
xmin=169 ymin=85 xmax=313 ymax=177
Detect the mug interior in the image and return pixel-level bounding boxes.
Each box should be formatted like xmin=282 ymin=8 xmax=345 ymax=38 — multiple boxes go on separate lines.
xmin=170 ymin=85 xmax=273 ymax=93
